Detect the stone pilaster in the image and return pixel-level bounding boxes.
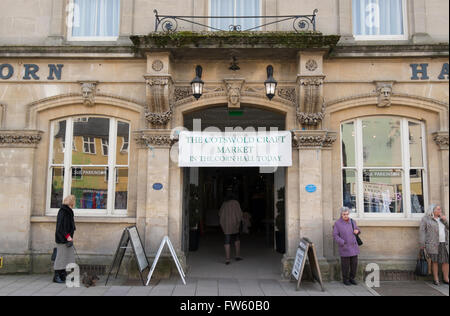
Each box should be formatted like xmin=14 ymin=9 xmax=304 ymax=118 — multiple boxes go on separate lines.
xmin=433 ymin=131 xmax=449 ymax=215
xmin=0 ymin=130 xmax=43 ymax=272
xmin=145 ymin=53 xmax=174 ymax=129
xmin=292 ymin=130 xmax=337 ymax=261
xmin=296 ymin=52 xmax=326 ymax=129
xmin=134 ymin=129 xmax=175 ymax=255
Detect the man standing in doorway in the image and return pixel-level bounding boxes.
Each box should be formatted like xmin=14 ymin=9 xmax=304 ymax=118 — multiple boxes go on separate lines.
xmin=219 ymin=188 xmax=243 ymax=265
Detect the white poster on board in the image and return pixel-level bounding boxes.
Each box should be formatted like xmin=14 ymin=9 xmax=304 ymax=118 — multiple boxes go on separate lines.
xmin=178 ymin=131 xmax=292 ymax=167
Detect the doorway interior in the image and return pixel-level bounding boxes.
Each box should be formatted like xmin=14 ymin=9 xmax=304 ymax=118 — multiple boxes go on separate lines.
xmin=182 ymin=105 xmax=287 ymax=277
xmin=183 ymin=166 xmax=286 ymax=278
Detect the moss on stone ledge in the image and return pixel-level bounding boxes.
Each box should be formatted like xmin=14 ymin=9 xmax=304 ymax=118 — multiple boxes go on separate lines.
xmin=130 ymin=31 xmax=340 ymax=50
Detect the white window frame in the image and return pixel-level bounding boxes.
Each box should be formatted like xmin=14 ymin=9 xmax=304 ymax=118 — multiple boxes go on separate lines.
xmin=67 ymin=0 xmax=120 ymax=42
xmin=209 ymin=0 xmax=262 ymax=31
xmin=46 ymin=116 xmax=130 ymax=216
xmin=340 ymin=116 xmax=428 ymax=219
xmin=352 ymin=0 xmax=408 ymax=41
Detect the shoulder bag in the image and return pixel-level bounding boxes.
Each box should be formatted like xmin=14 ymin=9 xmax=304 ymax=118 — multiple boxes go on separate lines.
xmin=351 ymin=219 xmax=363 ymax=246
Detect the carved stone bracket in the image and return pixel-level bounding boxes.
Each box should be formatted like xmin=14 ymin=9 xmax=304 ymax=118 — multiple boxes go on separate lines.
xmin=145 ymin=75 xmax=174 ymax=129
xmin=224 ymin=79 xmax=245 ymax=109
xmin=432 ymin=131 xmax=449 ymax=150
xmin=79 ymin=81 xmax=98 ymax=106
xmin=134 ymin=129 xmax=175 ymax=148
xmin=292 ymin=130 xmax=337 ymax=149
xmin=0 ymin=130 xmax=43 ymax=148
xmin=296 ymin=76 xmax=325 ymax=127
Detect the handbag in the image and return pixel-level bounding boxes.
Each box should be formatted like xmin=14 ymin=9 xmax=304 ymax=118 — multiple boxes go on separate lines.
xmin=51 ymin=247 xmax=57 ymax=262
xmin=351 ymin=219 xmax=363 ymax=246
xmin=415 ymin=249 xmax=429 ymax=276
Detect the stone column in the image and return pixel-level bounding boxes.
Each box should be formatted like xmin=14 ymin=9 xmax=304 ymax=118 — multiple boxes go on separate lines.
xmin=433 ymin=132 xmax=449 ymax=216
xmin=0 ymin=130 xmax=42 ymax=273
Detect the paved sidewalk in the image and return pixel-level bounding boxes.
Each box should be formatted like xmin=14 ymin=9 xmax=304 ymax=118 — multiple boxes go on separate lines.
xmin=0 ymin=274 xmax=447 ymax=296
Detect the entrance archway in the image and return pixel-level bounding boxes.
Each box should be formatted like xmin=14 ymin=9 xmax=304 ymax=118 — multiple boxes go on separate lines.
xmin=181 ymin=104 xmax=288 ymax=278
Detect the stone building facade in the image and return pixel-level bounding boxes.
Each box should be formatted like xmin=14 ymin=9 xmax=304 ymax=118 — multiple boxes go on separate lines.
xmin=0 ymin=0 xmax=448 ymax=279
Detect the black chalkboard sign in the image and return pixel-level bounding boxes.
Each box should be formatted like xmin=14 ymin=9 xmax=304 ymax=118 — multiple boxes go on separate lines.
xmin=105 ymin=226 xmax=149 ymax=285
xmin=291 ymin=237 xmax=325 ymax=291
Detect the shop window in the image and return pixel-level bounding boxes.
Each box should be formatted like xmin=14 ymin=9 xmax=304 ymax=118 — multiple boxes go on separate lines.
xmin=69 ymin=0 xmax=120 ymax=41
xmin=47 ymin=116 xmax=129 ymax=216
xmin=352 ymin=0 xmax=407 ymax=40
xmin=210 ymin=0 xmax=261 ymax=31
xmin=341 ymin=117 xmax=427 ymax=218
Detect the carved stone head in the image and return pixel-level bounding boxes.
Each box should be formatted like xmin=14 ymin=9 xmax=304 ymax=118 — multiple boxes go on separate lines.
xmin=375 ymin=82 xmax=394 ymax=108
xmin=80 ymin=82 xmax=97 ymax=106
xmin=224 ymin=79 xmax=245 ymax=109
xmin=228 ymin=86 xmax=240 ymax=106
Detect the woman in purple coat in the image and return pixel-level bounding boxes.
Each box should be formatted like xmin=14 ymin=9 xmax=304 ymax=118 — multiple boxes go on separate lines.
xmin=333 ymin=207 xmax=361 ymax=285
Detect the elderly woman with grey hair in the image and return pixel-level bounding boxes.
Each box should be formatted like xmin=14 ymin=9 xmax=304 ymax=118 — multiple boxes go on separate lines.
xmin=53 ymin=195 xmax=77 ymax=283
xmin=333 ymin=207 xmax=361 ymax=285
xmin=420 ymin=204 xmax=449 ymax=286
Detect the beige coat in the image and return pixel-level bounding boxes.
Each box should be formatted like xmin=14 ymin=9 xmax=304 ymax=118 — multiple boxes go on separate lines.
xmin=219 ymin=200 xmax=243 ymax=235
xmin=419 ymin=216 xmax=449 ymax=255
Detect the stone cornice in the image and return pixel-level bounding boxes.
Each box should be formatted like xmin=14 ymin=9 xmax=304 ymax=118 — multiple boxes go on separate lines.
xmin=130 ymin=32 xmax=340 ymax=52
xmin=0 ymin=130 xmax=43 ymax=148
xmin=330 ymin=43 xmax=449 ymax=58
xmin=432 ymin=131 xmax=449 ymax=150
xmin=292 ymin=130 xmax=337 ymax=149
xmin=0 ymin=46 xmax=134 ymax=58
xmin=134 ymin=129 xmax=175 ymax=148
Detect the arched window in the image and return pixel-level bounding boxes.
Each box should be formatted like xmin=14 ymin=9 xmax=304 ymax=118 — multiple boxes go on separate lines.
xmin=47 ymin=116 xmax=129 ymax=216
xmin=341 ymin=116 xmax=427 ymax=218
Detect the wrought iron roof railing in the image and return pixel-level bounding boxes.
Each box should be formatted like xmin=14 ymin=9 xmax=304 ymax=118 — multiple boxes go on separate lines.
xmin=153 ymin=9 xmax=318 ymax=33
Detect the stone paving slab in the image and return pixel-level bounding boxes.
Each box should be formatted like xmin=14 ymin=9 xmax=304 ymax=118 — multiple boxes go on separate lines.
xmin=1 ymin=274 xmax=448 ymax=296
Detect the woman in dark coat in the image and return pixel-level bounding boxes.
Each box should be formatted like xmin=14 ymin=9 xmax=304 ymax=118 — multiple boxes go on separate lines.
xmin=53 ymin=195 xmax=76 ymax=283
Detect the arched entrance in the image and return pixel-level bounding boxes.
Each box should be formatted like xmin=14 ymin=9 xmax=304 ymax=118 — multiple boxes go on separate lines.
xmin=181 ymin=104 xmax=288 ymax=278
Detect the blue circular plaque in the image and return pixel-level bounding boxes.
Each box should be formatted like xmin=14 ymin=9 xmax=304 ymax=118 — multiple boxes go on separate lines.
xmin=153 ymin=183 xmax=163 ymax=190
xmin=305 ymin=184 xmax=317 ymax=193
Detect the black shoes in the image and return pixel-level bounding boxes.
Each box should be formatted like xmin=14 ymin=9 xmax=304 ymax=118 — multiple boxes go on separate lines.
xmin=343 ymin=279 xmax=358 ymax=286
xmin=53 ymin=270 xmax=66 ymax=284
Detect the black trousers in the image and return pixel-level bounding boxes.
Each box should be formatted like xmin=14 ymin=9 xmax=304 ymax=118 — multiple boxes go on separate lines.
xmin=341 ymin=256 xmax=358 ymax=281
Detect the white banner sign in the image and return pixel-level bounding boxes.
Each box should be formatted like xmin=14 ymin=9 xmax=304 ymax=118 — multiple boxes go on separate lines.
xmin=178 ymin=131 xmax=292 ymax=167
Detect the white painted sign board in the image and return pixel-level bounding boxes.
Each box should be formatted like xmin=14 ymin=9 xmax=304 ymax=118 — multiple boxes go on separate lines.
xmin=178 ymin=131 xmax=292 ymax=167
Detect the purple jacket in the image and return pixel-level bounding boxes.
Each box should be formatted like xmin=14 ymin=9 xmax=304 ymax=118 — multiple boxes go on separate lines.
xmin=333 ymin=218 xmax=361 ymax=257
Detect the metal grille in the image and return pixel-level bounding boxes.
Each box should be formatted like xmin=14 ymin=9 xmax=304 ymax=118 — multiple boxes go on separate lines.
xmin=79 ymin=264 xmax=107 ymax=276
